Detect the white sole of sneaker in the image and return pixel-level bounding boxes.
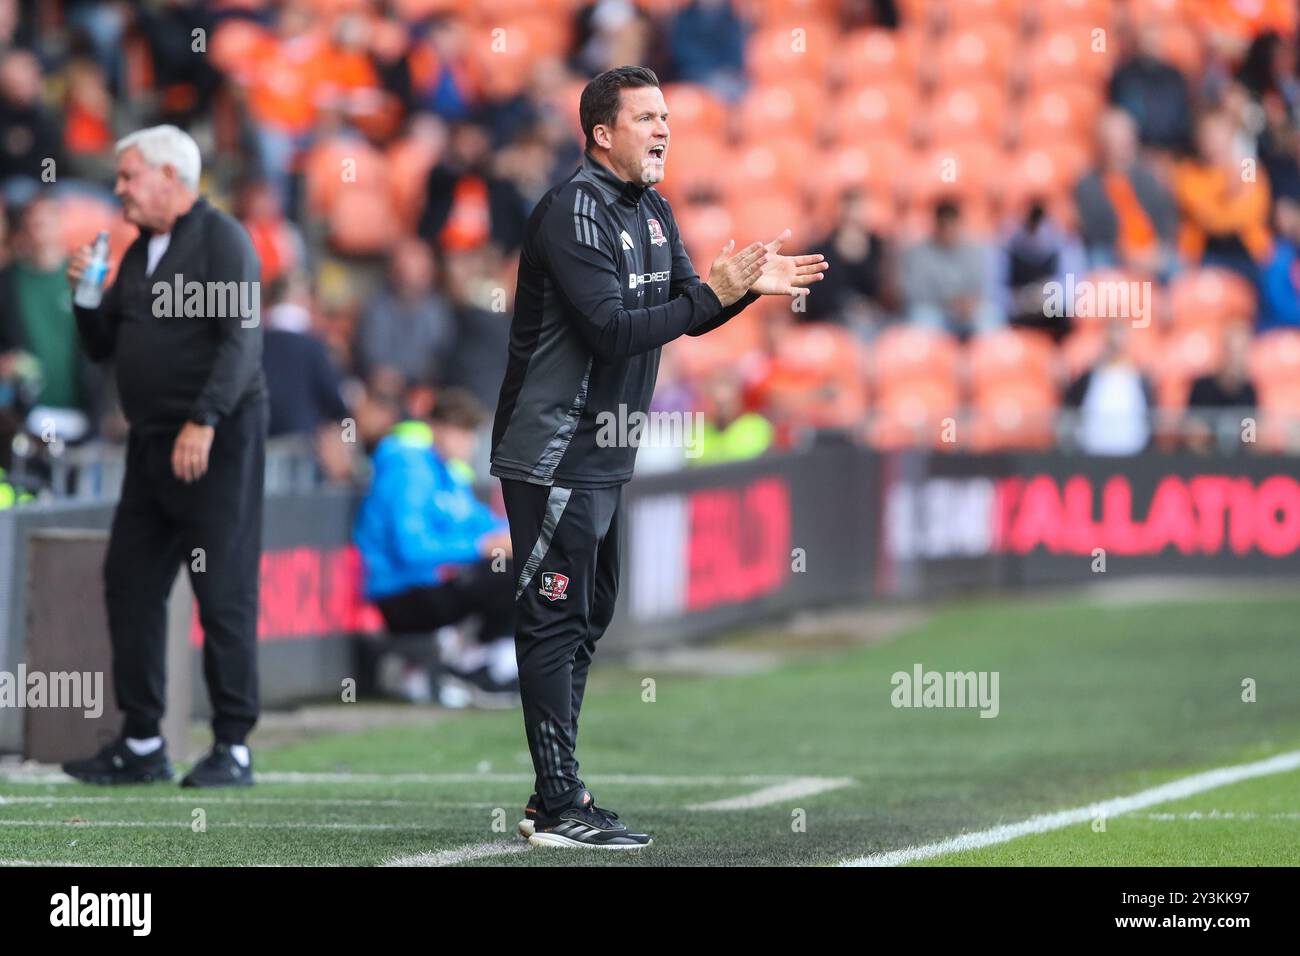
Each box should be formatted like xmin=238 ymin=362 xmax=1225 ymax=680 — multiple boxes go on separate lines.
xmin=528 ymin=832 xmax=652 ymax=850
xmin=517 ymin=819 xmax=534 ymax=839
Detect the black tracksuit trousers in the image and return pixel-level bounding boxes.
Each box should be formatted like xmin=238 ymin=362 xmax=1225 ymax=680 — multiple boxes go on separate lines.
xmin=500 ymin=478 xmax=623 ymax=814
xmin=105 ymin=396 xmax=267 ymax=745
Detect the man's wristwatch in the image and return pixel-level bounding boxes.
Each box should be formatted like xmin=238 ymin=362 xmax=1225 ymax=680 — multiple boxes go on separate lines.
xmin=189 ymin=411 xmax=220 ymax=428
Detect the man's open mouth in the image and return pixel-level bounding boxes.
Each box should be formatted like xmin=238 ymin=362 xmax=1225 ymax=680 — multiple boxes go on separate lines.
xmin=648 ymin=145 xmax=666 ymax=160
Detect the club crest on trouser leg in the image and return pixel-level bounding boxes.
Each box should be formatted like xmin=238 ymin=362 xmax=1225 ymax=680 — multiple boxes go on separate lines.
xmin=539 ymin=571 xmax=570 ymax=601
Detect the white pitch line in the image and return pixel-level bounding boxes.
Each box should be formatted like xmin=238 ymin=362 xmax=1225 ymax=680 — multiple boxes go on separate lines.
xmin=0 ymin=819 xmax=434 ymax=831
xmin=382 ymin=841 xmax=530 ymax=867
xmin=0 ymin=795 xmax=494 ymax=809
xmin=1135 ymin=811 xmax=1300 ymax=821
xmin=0 ymin=769 xmax=799 ymax=787
xmin=254 ymin=771 xmax=798 ymax=786
xmin=687 ymin=776 xmax=855 ymax=811
xmin=840 ymin=749 xmax=1300 ymax=867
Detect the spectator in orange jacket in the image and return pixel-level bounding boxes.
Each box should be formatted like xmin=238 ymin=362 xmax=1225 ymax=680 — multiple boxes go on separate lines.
xmin=1173 ymin=110 xmax=1273 ymax=283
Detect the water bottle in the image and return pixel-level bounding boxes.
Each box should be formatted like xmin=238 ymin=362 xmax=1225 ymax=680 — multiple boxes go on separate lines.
xmin=73 ymin=231 xmax=110 ymax=309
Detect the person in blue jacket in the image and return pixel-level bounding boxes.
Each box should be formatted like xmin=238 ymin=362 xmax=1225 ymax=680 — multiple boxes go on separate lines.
xmin=355 ymin=388 xmax=518 ymax=701
xmin=1258 ymin=196 xmax=1300 ymax=333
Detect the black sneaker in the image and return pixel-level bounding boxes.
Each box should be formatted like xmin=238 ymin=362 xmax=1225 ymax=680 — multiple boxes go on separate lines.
xmin=62 ymin=738 xmax=174 ymax=785
xmin=528 ymin=789 xmax=653 ymax=850
xmin=517 ymin=792 xmax=539 ymax=838
xmin=180 ymin=743 xmax=254 ymax=788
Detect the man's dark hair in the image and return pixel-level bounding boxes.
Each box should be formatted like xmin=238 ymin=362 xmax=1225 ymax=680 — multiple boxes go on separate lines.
xmin=579 ymin=65 xmax=660 ymax=152
xmin=934 ymin=199 xmax=962 ymax=224
xmin=430 ymin=387 xmax=487 ymax=431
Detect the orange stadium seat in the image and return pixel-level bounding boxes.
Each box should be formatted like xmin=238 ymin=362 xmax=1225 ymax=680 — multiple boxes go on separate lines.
xmin=471 ymin=17 xmax=571 ymax=100
xmin=969 ymin=380 xmax=1059 ymax=451
xmin=937 ymin=0 xmax=1028 ymax=31
xmin=831 ymin=81 xmax=920 ymax=145
xmin=304 ymin=0 xmax=372 ymax=13
xmin=893 ymin=0 xmax=941 ymax=30
xmin=746 ymin=0 xmax=842 ymax=20
xmin=1015 ymin=84 xmax=1103 ymax=149
xmin=735 ymin=79 xmax=824 ymax=141
xmin=208 ymin=19 xmax=275 ymax=86
xmin=1160 ymin=325 xmax=1226 ymax=386
xmin=926 ymin=25 xmax=1017 ymax=90
xmin=304 ymin=136 xmax=390 ymax=219
xmin=723 ymin=139 xmax=816 ymax=205
xmin=1031 ymin=0 xmax=1113 ymax=27
xmin=473 ymin=0 xmax=577 ymax=15
xmin=760 ymin=323 xmax=869 ymax=430
xmin=329 ymin=186 xmax=398 ymax=256
xmin=1256 ymin=382 xmax=1300 ymax=452
xmin=1168 ymin=267 xmax=1258 ymax=329
xmin=867 ymin=378 xmax=963 ymax=450
xmin=817 ymin=139 xmax=910 ymax=195
xmin=654 ymin=134 xmax=727 ymax=206
xmin=674 ymin=200 xmax=736 ymax=266
xmin=919 ymin=83 xmax=1009 ymax=148
xmin=728 ymin=194 xmax=806 ymax=249
xmin=1022 ymin=26 xmax=1115 ymax=90
xmin=1129 ymin=0 xmax=1184 ymax=23
xmin=1251 ymin=329 xmax=1300 ymax=390
xmin=661 ymin=83 xmax=727 ymax=139
xmin=1000 ymin=143 xmax=1091 ymax=213
xmin=807 ymin=140 xmax=909 ymax=231
xmin=869 ymin=325 xmax=962 ymax=395
xmin=836 ymin=28 xmax=920 ymax=87
xmin=667 ymin=313 xmax=765 ymax=381
xmin=392 ymin=0 xmax=463 ymax=17
xmin=902 ymin=142 xmax=1002 ymax=207
xmin=746 ymin=22 xmax=836 ymax=84
xmin=968 ymin=329 xmax=1058 ymax=395
xmin=774 ymin=322 xmax=866 ymax=380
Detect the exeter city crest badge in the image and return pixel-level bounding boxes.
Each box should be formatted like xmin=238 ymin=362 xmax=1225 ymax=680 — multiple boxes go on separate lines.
xmin=646 ymin=217 xmax=666 ymax=246
xmin=539 ymin=571 xmax=570 ymax=601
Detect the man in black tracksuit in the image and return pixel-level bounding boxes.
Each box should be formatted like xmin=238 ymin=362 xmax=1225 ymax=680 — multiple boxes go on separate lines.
xmin=62 ymin=126 xmax=267 ymax=788
xmin=491 ymin=67 xmax=826 ymax=848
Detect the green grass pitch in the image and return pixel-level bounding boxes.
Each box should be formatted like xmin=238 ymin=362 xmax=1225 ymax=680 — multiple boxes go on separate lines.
xmin=2 ymin=590 xmax=1298 ymax=866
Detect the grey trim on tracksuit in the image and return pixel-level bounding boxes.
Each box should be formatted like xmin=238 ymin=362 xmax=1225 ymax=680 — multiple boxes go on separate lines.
xmin=514 ymin=486 xmax=573 ymax=601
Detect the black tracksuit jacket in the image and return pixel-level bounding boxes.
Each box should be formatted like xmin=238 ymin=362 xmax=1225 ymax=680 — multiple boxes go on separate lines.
xmin=490 ymin=151 xmax=758 ymax=488
xmin=73 ymin=197 xmax=266 ymax=433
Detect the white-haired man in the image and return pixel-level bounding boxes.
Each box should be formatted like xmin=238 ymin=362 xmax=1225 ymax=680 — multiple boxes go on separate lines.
xmin=62 ymin=125 xmax=268 ymax=788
